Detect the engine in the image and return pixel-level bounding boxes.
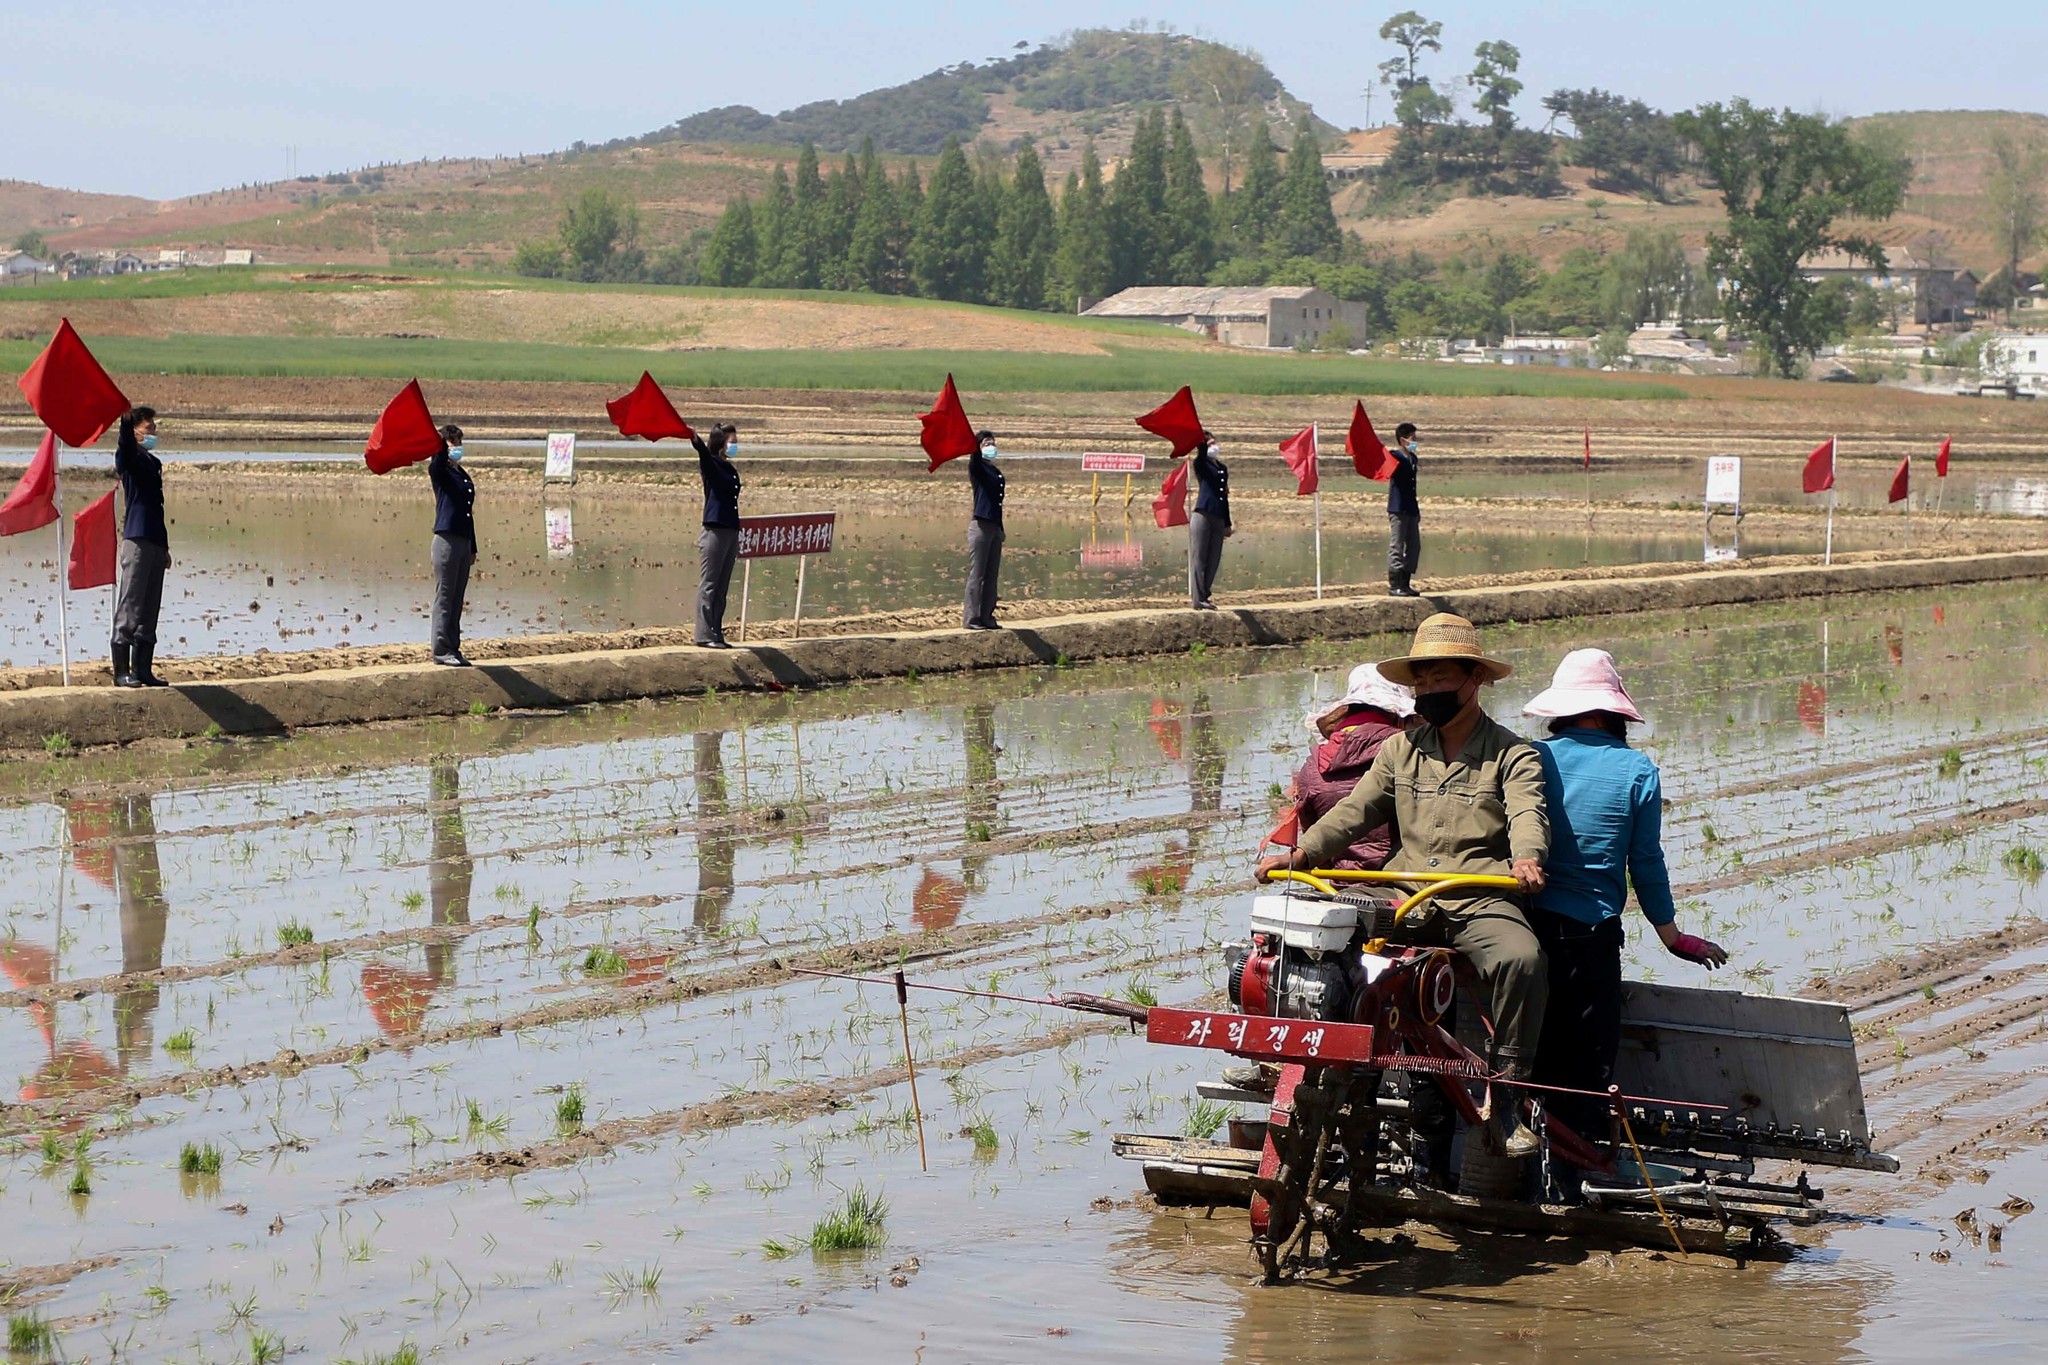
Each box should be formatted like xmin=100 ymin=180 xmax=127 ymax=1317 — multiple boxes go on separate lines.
xmin=1223 ymin=892 xmax=1456 ymax=1031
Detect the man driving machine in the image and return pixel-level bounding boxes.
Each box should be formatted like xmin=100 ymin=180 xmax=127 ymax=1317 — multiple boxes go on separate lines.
xmin=1258 ymin=613 xmax=1550 ymax=1160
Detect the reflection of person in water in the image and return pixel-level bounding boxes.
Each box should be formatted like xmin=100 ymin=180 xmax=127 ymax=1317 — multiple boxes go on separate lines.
xmin=361 ymin=761 xmax=471 ymax=1040
xmin=1188 ymin=687 xmax=1226 ymax=818
xmin=693 ymin=730 xmax=736 ymax=934
xmin=111 ymin=793 xmax=169 ymax=1072
xmin=962 ymin=703 xmax=1000 ymax=892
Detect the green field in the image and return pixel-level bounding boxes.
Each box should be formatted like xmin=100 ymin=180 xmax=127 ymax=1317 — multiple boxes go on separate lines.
xmin=0 ymin=331 xmax=1684 ymax=398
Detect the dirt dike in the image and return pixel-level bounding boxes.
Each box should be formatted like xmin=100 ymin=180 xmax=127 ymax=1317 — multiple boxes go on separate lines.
xmin=5 ymin=547 xmax=2045 ymax=751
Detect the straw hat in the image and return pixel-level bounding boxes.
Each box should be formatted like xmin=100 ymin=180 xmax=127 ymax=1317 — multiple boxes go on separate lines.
xmin=1306 ymin=664 xmax=1416 ymax=734
xmin=1522 ymin=648 xmax=1645 ymax=723
xmin=1376 ymin=613 xmax=1513 ymax=686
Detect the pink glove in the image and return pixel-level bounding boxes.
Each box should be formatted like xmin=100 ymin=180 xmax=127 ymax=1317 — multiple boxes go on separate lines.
xmin=1670 ymin=933 xmax=1728 ymax=968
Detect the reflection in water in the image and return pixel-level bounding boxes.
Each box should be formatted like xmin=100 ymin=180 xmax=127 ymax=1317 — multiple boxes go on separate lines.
xmin=694 ymin=730 xmax=735 ymax=935
xmin=112 ymin=795 xmax=169 ymax=1072
xmin=361 ymin=762 xmax=471 ymax=1040
xmin=962 ymin=703 xmax=1000 ymax=893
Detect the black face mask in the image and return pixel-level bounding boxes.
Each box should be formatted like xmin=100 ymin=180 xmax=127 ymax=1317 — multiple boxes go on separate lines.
xmin=1413 ymin=689 xmax=1465 ymax=728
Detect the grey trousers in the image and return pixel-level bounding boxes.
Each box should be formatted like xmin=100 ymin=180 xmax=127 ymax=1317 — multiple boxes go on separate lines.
xmin=964 ymin=518 xmax=1003 ymax=626
xmin=431 ymin=533 xmax=475 ymax=657
xmin=114 ymin=538 xmax=169 ymax=646
xmin=1188 ymin=511 xmax=1226 ymax=607
xmin=1397 ymin=894 xmax=1547 ymax=1070
xmin=1388 ymin=514 xmax=1421 ymax=587
xmin=697 ymin=525 xmax=739 ymax=644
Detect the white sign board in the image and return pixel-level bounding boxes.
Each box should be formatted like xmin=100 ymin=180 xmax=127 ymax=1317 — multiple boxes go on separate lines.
xmin=1082 ymin=451 xmax=1147 ymax=474
xmin=1704 ymin=545 xmax=1739 ymax=564
xmin=1705 ymin=456 xmax=1742 ymax=506
xmin=544 ymin=431 xmax=577 ymax=481
xmin=545 ymin=506 xmax=574 ymax=558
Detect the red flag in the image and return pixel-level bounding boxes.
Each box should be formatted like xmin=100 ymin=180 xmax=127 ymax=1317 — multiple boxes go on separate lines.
xmin=16 ymin=319 xmax=129 ymax=448
xmin=1152 ymin=459 xmax=1190 ymax=529
xmin=1888 ymin=455 xmax=1910 ymax=505
xmin=1935 ymin=435 xmax=1951 ymax=479
xmin=1278 ymin=423 xmax=1319 ymax=496
xmin=1136 ymin=386 xmax=1205 ymax=458
xmin=606 ymin=371 xmax=694 ymax=442
xmin=364 ymin=379 xmax=444 ymax=474
xmin=0 ymin=430 xmax=59 ymax=536
xmin=69 ymin=489 xmax=116 ymax=589
xmin=1345 ymin=401 xmax=1396 ymax=480
xmin=1802 ymin=437 xmax=1835 ymax=494
xmin=1583 ymin=427 xmax=1592 ymax=472
xmin=919 ymin=373 xmax=978 ymax=472
xmin=1264 ymin=806 xmax=1300 ymax=851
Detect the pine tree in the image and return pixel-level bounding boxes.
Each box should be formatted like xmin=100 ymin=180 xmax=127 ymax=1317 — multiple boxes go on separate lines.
xmin=1110 ymin=108 xmax=1171 ymax=289
xmin=1163 ymin=109 xmax=1217 ymax=282
xmin=698 ymin=197 xmax=758 ymax=287
xmin=1231 ymin=122 xmax=1284 ymax=253
xmin=847 ymin=164 xmax=898 ymax=293
xmin=991 ymin=140 xmax=1056 ymax=310
xmin=889 ymin=162 xmax=924 ymax=295
xmin=855 ymin=135 xmax=879 ymax=194
xmin=781 ymin=141 xmax=827 ymax=288
xmin=1053 ymin=142 xmax=1113 ymax=309
xmin=1276 ymin=117 xmax=1341 ymax=260
xmin=821 ymin=153 xmax=861 ymax=289
xmin=753 ymin=165 xmax=794 ymax=286
xmin=910 ymin=137 xmax=992 ymax=302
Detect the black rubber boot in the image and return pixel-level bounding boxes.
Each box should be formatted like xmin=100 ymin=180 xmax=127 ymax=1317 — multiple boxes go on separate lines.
xmin=134 ymin=643 xmax=168 ymax=687
xmin=112 ymin=642 xmax=140 ymax=689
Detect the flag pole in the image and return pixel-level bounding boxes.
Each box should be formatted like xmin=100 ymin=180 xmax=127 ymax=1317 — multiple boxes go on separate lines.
xmin=1823 ymin=434 xmax=1836 ymax=567
xmin=54 ymin=439 xmax=71 ymax=687
xmin=1311 ymin=422 xmax=1323 ymax=600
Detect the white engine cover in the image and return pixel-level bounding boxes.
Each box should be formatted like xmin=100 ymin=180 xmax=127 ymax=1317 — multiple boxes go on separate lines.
xmin=1249 ymin=894 xmax=1359 ymax=953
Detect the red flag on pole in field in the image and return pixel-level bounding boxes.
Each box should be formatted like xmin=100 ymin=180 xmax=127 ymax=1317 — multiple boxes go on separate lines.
xmin=1888 ymin=455 xmax=1910 ymax=504
xmin=919 ymin=373 xmax=978 ymax=471
xmin=1279 ymin=424 xmax=1319 ymax=496
xmin=16 ymin=319 xmax=129 ymax=448
xmin=1345 ymin=400 xmax=1396 ymax=479
xmin=364 ymin=379 xmax=444 ymax=474
xmin=1802 ymin=436 xmax=1836 ymax=493
xmin=69 ymin=489 xmax=116 ymax=589
xmin=1136 ymin=386 xmax=1205 ymax=457
xmin=0 ymin=430 xmax=58 ymax=536
xmin=605 ymin=371 xmax=694 ymax=442
xmin=1935 ymin=435 xmax=1951 ymax=478
xmin=1153 ymin=459 xmax=1190 ymax=528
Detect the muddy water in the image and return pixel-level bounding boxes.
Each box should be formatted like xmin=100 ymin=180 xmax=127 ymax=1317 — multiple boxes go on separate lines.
xmin=0 ymin=456 xmax=1914 ymax=669
xmin=6 ymin=581 xmax=2048 ymax=1360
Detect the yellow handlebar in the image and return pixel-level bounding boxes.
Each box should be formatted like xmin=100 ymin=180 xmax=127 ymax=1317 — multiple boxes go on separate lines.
xmin=1264 ymin=866 xmax=1521 ymax=923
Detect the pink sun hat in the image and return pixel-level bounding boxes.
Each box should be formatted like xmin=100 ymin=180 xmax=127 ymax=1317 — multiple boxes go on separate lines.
xmin=1522 ymin=648 xmax=1646 ymax=724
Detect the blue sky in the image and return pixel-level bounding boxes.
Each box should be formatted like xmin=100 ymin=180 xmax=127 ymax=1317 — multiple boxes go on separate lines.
xmin=7 ymin=1 xmax=2044 ymax=200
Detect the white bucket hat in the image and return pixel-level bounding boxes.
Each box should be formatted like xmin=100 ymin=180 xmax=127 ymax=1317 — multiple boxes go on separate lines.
xmin=1522 ymin=648 xmax=1645 ymax=724
xmin=1307 ymin=663 xmax=1416 ymax=734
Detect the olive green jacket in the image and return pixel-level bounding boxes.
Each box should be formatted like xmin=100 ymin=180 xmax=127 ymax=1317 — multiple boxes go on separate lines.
xmin=1293 ymin=712 xmax=1549 ymax=883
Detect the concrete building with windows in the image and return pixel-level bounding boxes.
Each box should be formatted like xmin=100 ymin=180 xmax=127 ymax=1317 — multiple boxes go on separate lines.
xmin=1799 ymin=249 xmax=1980 ymax=326
xmin=1081 ymin=285 xmax=1370 ymax=350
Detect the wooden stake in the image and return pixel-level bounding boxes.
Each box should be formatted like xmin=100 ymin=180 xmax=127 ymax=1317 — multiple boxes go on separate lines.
xmin=896 ymin=969 xmax=929 ymax=1172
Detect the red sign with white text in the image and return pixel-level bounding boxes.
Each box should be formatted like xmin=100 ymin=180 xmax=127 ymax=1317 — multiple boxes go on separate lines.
xmin=737 ymin=512 xmax=836 ymax=559
xmin=1082 ymin=451 xmax=1147 ymax=474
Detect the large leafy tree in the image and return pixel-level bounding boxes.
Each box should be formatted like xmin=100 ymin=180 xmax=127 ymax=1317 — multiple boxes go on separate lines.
xmin=1466 ymin=41 xmax=1521 ymax=132
xmin=1673 ymin=100 xmax=1908 ymax=377
xmin=559 ymin=188 xmax=640 ymax=282
xmin=1984 ymin=132 xmax=2048 ymax=320
xmin=697 ymin=197 xmax=758 ymax=287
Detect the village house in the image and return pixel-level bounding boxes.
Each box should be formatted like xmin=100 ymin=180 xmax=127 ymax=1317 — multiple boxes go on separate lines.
xmin=1982 ymin=333 xmax=2048 ymax=396
xmin=0 ymin=250 xmax=52 ymax=280
xmin=1799 ymin=249 xmax=1979 ymax=326
xmin=1081 ymin=285 xmax=1371 ymax=350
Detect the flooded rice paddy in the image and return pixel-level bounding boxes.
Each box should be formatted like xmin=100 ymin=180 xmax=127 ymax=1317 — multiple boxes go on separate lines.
xmin=6 ymin=581 xmax=2048 ymax=1360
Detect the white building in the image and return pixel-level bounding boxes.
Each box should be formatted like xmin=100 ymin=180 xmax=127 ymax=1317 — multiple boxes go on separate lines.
xmin=1982 ymin=333 xmax=2048 ymax=396
xmin=0 ymin=251 xmax=51 ymax=278
xmin=1082 ymin=285 xmax=1371 ymax=351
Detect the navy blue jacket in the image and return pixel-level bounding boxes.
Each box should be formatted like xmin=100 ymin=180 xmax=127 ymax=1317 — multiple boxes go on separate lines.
xmin=115 ymin=434 xmax=167 ymax=545
xmin=429 ymin=449 xmax=477 ymax=546
xmin=968 ymin=450 xmax=1005 ymax=523
xmin=1387 ymin=444 xmax=1419 ymax=520
xmin=1192 ymin=448 xmax=1230 ymax=524
xmin=692 ymin=435 xmax=741 ymax=528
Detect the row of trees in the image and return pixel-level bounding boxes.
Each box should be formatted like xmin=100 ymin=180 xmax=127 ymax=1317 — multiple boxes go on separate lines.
xmin=682 ymin=108 xmax=1340 ymax=311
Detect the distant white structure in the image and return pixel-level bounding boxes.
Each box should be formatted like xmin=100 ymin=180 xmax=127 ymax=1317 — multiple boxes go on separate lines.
xmin=1082 ymin=285 xmax=1371 ymax=351
xmin=0 ymin=250 xmax=51 ymax=278
xmin=1981 ymin=333 xmax=2048 ymax=396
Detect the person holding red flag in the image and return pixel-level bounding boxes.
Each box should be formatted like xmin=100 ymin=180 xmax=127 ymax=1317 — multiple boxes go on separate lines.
xmin=427 ymin=424 xmax=477 ymax=666
xmin=111 ymin=406 xmax=171 ymax=687
xmin=691 ymin=422 xmax=741 ymax=648
xmin=1386 ymin=421 xmax=1422 ymax=597
xmin=963 ymin=429 xmax=1004 ymax=630
xmin=1187 ymin=434 xmax=1231 ymax=609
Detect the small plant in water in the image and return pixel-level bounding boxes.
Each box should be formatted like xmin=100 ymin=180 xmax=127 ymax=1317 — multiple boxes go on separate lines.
xmin=202 ymin=721 xmax=224 ymax=740
xmin=163 ymin=1029 xmax=197 ymax=1057
xmin=2002 ymin=845 xmax=2046 ymax=880
xmin=1937 ymin=747 xmax=1964 ymax=779
xmin=1182 ymin=1099 xmax=1231 ymax=1140
xmin=180 ymin=1141 xmax=223 ymax=1175
xmin=965 ymin=1113 xmax=1000 ymax=1151
xmin=39 ymin=1131 xmax=64 ymax=1166
xmin=600 ymin=1263 xmax=663 ymax=1296
xmin=9 ymin=1313 xmax=56 ymax=1356
xmin=67 ymin=1158 xmax=91 ymax=1196
xmin=1125 ymin=981 xmax=1160 ymax=1009
xmin=277 ymin=920 xmax=313 ymax=948
xmin=42 ymin=732 xmax=72 ymax=756
xmin=468 ymin=700 xmax=491 ymax=716
xmin=582 ymin=946 xmax=628 ymax=977
xmin=556 ymin=1085 xmax=586 ymax=1133
xmin=249 ymin=1327 xmax=285 ymax=1364
xmin=965 ymin=820 xmax=992 ymax=843
xmin=809 ymin=1183 xmax=889 ymax=1253
xmin=760 ymin=1237 xmax=797 ymax=1261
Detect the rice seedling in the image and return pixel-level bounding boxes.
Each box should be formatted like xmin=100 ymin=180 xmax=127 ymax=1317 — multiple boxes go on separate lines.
xmin=965 ymin=1113 xmax=1000 ymax=1151
xmin=1182 ymin=1099 xmax=1231 ymax=1140
xmin=42 ymin=732 xmax=72 ymax=756
xmin=180 ymin=1141 xmax=224 ymax=1175
xmin=9 ymin=1314 xmax=56 ymax=1356
xmin=760 ymin=1237 xmax=797 ymax=1261
xmin=1124 ymin=981 xmax=1160 ymax=1009
xmin=465 ymin=1099 xmax=510 ymax=1140
xmin=582 ymin=946 xmax=628 ymax=977
xmin=67 ymin=1159 xmax=91 ymax=1196
xmin=38 ymin=1131 xmax=64 ymax=1166
xmin=556 ymin=1085 xmax=586 ymax=1133
xmin=249 ymin=1327 xmax=285 ymax=1363
xmin=468 ymin=701 xmax=492 ymax=716
xmin=808 ymin=1183 xmax=889 ymax=1253
xmin=1938 ymin=748 xmax=1964 ymax=779
xmin=600 ymin=1263 xmax=663 ymax=1296
xmin=277 ymin=919 xmax=314 ymax=948
xmin=163 ymin=1028 xmax=197 ymax=1057
xmin=350 ymin=1345 xmax=420 ymax=1365
xmin=2001 ymin=845 xmax=2045 ymax=880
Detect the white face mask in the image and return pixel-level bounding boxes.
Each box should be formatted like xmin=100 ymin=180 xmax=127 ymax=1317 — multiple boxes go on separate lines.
xmin=980 ymin=443 xmax=998 ymax=459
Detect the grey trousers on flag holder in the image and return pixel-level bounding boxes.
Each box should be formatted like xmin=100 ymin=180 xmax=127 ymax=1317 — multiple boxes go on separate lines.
xmin=964 ymin=518 xmax=1003 ymax=626
xmin=114 ymin=539 xmax=170 ymax=647
xmin=697 ymin=525 xmax=739 ymax=644
xmin=1188 ymin=511 xmax=1226 ymax=607
xmin=431 ymin=533 xmax=475 ymax=658
xmin=1388 ymin=514 xmax=1421 ymax=589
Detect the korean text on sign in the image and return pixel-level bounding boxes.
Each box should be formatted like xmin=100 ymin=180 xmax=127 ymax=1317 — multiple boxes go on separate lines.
xmin=736 ymin=512 xmax=837 ymax=560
